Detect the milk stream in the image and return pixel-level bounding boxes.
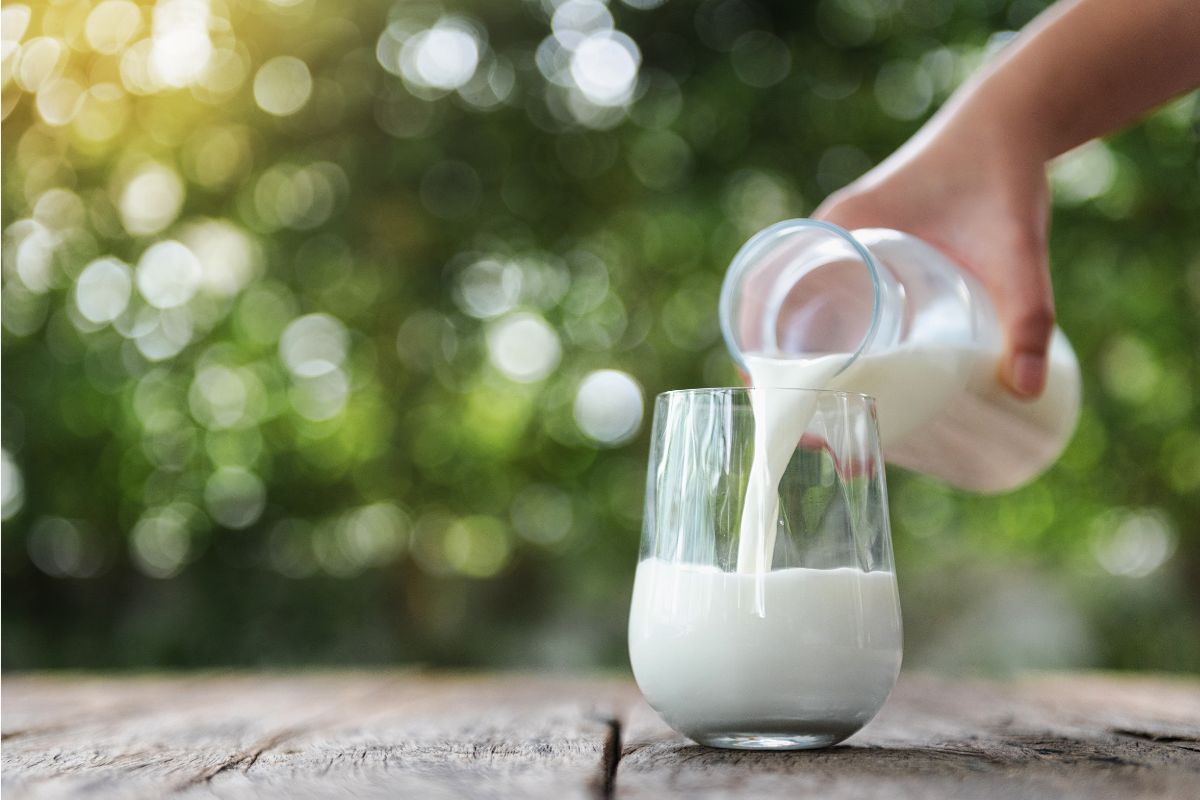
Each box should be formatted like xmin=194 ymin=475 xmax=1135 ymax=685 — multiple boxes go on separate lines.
xmin=736 ymin=336 xmax=1080 ymax=573
xmin=628 ymin=558 xmax=902 ymax=744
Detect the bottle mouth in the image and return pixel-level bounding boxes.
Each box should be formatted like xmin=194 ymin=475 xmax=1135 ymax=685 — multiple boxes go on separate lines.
xmin=719 ymin=219 xmax=883 ymax=375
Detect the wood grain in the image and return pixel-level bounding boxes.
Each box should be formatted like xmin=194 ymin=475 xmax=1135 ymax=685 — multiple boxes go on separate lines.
xmin=3 ymin=672 xmax=1198 ymax=799
xmin=2 ymin=673 xmax=629 ymax=800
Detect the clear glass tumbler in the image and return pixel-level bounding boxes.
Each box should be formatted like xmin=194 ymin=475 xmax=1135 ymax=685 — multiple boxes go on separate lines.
xmin=628 ymin=387 xmax=902 ymax=750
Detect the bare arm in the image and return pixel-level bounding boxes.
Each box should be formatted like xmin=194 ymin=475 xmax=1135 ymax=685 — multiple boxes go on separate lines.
xmin=968 ymin=0 xmax=1200 ymax=161
xmin=818 ymin=0 xmax=1200 ymax=397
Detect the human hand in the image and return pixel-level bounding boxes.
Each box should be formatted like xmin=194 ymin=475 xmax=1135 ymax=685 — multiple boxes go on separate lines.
xmin=814 ymin=0 xmax=1200 ymax=400
xmin=815 ymin=113 xmax=1055 ymax=398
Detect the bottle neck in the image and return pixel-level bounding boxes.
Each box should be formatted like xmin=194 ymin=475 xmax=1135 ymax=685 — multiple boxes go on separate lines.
xmin=721 ymin=220 xmax=902 ymax=375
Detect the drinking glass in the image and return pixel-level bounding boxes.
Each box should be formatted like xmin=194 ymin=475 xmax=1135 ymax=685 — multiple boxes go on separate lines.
xmin=628 ymin=387 xmax=902 ymax=750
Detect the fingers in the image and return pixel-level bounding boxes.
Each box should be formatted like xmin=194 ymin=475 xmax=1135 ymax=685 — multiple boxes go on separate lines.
xmin=818 ymin=181 xmax=1057 ymax=400
xmin=994 ymin=236 xmax=1055 ymax=398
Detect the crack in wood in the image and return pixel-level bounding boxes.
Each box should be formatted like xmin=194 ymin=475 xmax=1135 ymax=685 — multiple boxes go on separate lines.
xmin=593 ymin=715 xmax=622 ymax=800
xmin=1112 ymin=728 xmax=1200 ymax=745
xmin=164 ymin=673 xmax=413 ymax=794
xmin=172 ymin=726 xmax=306 ymax=791
xmin=1111 ymin=728 xmax=1200 ymax=753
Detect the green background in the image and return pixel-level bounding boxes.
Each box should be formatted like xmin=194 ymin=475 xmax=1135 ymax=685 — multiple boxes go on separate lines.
xmin=3 ymin=0 xmax=1198 ymax=672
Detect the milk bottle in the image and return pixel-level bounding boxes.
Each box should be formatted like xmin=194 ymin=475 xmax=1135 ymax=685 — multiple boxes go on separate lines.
xmin=722 ymin=221 xmax=1081 ymax=486
xmin=723 ymin=220 xmax=1081 ymax=570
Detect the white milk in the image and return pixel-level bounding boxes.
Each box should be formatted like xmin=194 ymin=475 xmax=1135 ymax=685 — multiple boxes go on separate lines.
xmin=628 ymin=558 xmax=902 ymax=745
xmin=737 ymin=337 xmax=1080 ymax=572
xmin=736 ymin=347 xmax=959 ymax=573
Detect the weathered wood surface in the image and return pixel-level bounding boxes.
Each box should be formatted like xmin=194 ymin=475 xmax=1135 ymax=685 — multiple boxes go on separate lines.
xmin=621 ymin=672 xmax=1200 ymax=799
xmin=3 ymin=672 xmax=1198 ymax=799
xmin=1 ymin=673 xmax=625 ymax=799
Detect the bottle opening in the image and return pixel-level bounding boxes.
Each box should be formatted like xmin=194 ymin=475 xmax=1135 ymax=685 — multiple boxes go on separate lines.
xmin=720 ymin=220 xmax=882 ymax=372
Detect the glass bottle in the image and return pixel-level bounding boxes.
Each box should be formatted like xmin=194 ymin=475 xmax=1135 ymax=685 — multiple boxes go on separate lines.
xmin=719 ymin=219 xmax=1081 ymax=492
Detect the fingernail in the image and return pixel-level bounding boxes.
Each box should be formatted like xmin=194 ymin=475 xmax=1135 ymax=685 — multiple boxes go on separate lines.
xmin=1011 ymin=354 xmax=1046 ymax=397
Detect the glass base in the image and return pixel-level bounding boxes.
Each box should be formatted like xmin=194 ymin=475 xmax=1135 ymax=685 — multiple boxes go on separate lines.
xmin=693 ymin=732 xmax=844 ymax=751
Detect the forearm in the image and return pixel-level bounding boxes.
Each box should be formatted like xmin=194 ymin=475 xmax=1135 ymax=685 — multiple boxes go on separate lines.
xmin=948 ymin=0 xmax=1200 ymax=161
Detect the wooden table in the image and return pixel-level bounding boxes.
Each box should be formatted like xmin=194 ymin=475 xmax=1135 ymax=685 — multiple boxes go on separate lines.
xmin=3 ymin=672 xmax=1198 ymax=799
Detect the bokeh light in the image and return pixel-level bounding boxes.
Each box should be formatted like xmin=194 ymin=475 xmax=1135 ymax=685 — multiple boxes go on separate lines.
xmin=132 ymin=306 xmax=194 ymax=360
xmin=16 ymin=37 xmax=67 ymax=93
xmin=178 ymin=218 xmax=259 ymax=297
xmin=149 ymin=0 xmax=213 ymax=88
xmin=573 ymin=369 xmax=644 ymax=445
xmin=280 ymin=313 xmax=349 ymax=377
xmin=35 ymin=76 xmax=84 ymax=126
xmin=402 ymin=17 xmax=481 ymax=92
xmin=27 ymin=517 xmax=103 ymax=578
xmin=136 ymin=240 xmax=201 ymax=309
xmin=8 ymin=219 xmax=59 ymax=293
xmin=874 ymin=59 xmax=934 ymax=121
xmin=85 ymin=1 xmax=142 ymax=55
xmin=486 ymin=312 xmax=562 ymax=383
xmin=73 ymin=84 xmax=131 ymax=144
xmin=1090 ymin=509 xmax=1177 ymax=578
xmin=443 ymin=515 xmax=511 ymax=578
xmin=204 ymin=467 xmax=267 ymax=529
xmin=455 ymin=258 xmax=523 ymax=319
xmin=74 ymin=257 xmax=133 ymax=324
xmin=1 ymin=5 xmax=33 ymax=50
xmin=253 ymin=55 xmax=312 ymax=116
xmin=130 ymin=504 xmax=197 ymax=578
xmin=119 ymin=161 xmax=185 ymax=236
xmin=252 ymin=161 xmax=347 ymax=230
xmin=731 ymin=31 xmax=791 ymax=88
xmin=553 ymin=0 xmax=613 ymax=49
xmin=290 ymin=368 xmax=350 ymax=421
xmin=332 ymin=503 xmax=410 ymax=572
xmin=569 ymin=31 xmax=640 ymax=106
xmin=189 ymin=364 xmax=264 ymax=430
xmin=1 ymin=448 xmax=24 ymax=520
xmin=1053 ymin=140 xmax=1118 ymax=204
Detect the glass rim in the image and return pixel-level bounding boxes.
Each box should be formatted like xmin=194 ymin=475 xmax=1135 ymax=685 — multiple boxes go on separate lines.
xmin=655 ymin=386 xmax=876 ymax=404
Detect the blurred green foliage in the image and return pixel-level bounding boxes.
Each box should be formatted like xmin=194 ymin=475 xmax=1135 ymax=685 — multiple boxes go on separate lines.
xmin=2 ymin=0 xmax=1198 ymax=672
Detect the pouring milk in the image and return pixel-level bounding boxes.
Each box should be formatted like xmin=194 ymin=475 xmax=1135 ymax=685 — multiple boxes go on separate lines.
xmin=628 ymin=222 xmax=1077 ymax=747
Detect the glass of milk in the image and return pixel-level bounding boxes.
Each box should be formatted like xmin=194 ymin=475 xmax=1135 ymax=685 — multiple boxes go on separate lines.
xmin=629 ymin=387 xmax=902 ymax=751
